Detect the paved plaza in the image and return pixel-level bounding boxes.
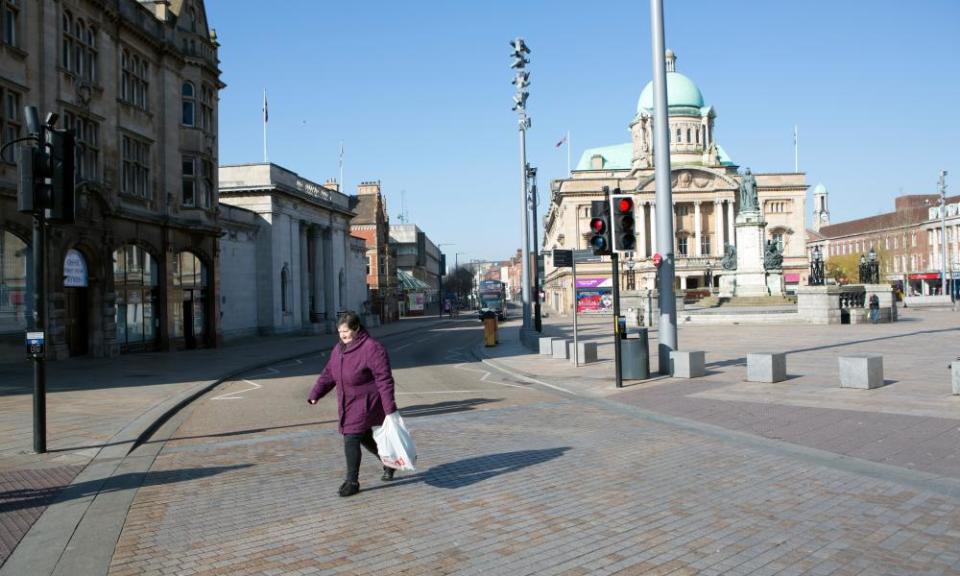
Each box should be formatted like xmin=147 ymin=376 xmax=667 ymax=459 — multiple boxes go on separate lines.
xmin=2 ymin=308 xmax=960 ymax=575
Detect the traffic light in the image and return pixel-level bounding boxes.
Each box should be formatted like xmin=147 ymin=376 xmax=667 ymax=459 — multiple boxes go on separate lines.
xmin=610 ymin=191 xmax=636 ymax=252
xmin=48 ymin=128 xmax=76 ymax=223
xmin=589 ymin=199 xmax=611 ymax=255
xmin=17 ymin=145 xmax=43 ymax=213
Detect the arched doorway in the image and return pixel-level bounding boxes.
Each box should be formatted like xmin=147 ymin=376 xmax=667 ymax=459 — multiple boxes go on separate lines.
xmin=113 ymin=244 xmax=160 ymax=352
xmin=172 ymin=251 xmax=207 ymax=349
xmin=63 ymin=248 xmax=91 ymax=356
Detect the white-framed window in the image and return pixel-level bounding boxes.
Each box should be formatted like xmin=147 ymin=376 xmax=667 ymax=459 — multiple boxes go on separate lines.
xmin=121 ymin=48 xmax=149 ymax=110
xmin=63 ymin=112 xmax=99 ymax=182
xmin=181 ymin=82 xmax=195 ymax=126
xmin=121 ymin=134 xmax=150 ymax=198
xmin=0 ymin=87 xmax=21 ymax=163
xmin=678 ymin=236 xmax=688 ymax=256
xmin=3 ymin=0 xmax=19 ymax=47
xmin=772 ymin=232 xmax=784 ymax=252
xmin=700 ymin=235 xmax=711 ymax=256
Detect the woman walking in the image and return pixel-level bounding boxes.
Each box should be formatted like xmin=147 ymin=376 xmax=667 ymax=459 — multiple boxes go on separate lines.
xmin=307 ymin=311 xmax=398 ymax=497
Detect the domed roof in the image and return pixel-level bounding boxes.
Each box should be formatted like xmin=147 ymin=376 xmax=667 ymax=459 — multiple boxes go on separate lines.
xmin=813 ymin=183 xmax=828 ymax=195
xmin=636 ymin=50 xmax=704 ymax=113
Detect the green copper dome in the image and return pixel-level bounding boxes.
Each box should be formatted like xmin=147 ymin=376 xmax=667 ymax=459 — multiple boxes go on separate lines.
xmin=636 ymin=50 xmax=704 ymax=113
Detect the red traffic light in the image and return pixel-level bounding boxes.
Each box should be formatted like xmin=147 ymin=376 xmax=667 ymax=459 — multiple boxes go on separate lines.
xmin=616 ymin=197 xmax=633 ymax=214
xmin=590 ymin=217 xmax=606 ymax=233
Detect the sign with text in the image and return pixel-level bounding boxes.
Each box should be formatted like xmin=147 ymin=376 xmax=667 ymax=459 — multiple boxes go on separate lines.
xmin=552 ymin=249 xmax=573 ymax=268
xmin=64 ymin=249 xmax=88 ymax=287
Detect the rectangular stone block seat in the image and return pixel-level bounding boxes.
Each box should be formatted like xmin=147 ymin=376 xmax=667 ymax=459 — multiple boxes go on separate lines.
xmin=670 ymin=350 xmax=705 ymax=378
xmin=747 ymin=352 xmax=787 ymax=383
xmin=571 ymin=341 xmax=598 ymax=365
xmin=839 ymin=354 xmax=885 ymax=389
xmin=951 ymin=361 xmax=960 ymax=396
xmin=539 ymin=337 xmax=557 ymax=356
xmin=551 ymin=339 xmax=570 ymax=360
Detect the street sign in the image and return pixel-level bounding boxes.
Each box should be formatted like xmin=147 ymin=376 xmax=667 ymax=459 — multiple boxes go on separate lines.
xmin=26 ymin=331 xmax=44 ymax=358
xmin=553 ymin=249 xmax=573 ymax=268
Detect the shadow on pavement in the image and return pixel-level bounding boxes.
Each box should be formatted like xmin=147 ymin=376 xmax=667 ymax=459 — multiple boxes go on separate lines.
xmin=364 ymin=447 xmax=571 ymax=491
xmin=400 ymin=398 xmax=500 ymax=419
xmin=0 ymin=464 xmax=252 ymax=514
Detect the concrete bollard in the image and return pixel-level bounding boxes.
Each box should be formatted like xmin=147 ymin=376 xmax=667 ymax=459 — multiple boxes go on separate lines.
xmin=952 ymin=361 xmax=960 ymax=395
xmin=551 ymin=339 xmax=570 ymax=360
xmin=747 ymin=353 xmax=787 ymax=383
xmin=838 ymin=354 xmax=885 ymax=389
xmin=570 ymin=341 xmax=598 ymax=364
xmin=670 ymin=350 xmax=705 ymax=378
xmin=538 ymin=337 xmax=556 ymax=356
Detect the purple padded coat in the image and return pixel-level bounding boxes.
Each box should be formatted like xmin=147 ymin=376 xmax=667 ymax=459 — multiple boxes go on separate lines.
xmin=308 ymin=330 xmax=398 ymax=434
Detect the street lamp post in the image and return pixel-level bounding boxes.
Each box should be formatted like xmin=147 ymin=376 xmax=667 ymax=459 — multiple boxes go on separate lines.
xmin=510 ymin=37 xmax=533 ymax=340
xmin=527 ymin=164 xmax=541 ymax=332
xmin=939 ymin=170 xmax=950 ymax=300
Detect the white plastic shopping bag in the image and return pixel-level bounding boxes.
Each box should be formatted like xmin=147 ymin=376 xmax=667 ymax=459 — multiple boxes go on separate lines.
xmin=373 ymin=412 xmax=417 ymax=471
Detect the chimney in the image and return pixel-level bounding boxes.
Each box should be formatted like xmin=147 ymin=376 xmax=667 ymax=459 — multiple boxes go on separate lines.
xmin=357 ymin=180 xmax=381 ymax=196
xmin=324 ymin=178 xmax=340 ymax=193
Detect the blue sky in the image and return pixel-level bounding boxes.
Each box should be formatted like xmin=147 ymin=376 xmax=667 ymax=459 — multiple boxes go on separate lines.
xmin=207 ymin=0 xmax=959 ymax=264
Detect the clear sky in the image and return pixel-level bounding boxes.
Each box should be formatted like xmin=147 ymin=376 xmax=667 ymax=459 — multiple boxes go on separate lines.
xmin=207 ymin=0 xmax=959 ymax=265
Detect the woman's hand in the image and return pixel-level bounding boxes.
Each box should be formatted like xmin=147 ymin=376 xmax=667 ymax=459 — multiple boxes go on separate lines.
xmin=307 ymin=399 xmax=317 ymax=405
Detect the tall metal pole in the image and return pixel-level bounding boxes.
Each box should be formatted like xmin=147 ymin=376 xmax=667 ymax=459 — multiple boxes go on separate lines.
xmin=32 ymin=212 xmax=46 ymax=454
xmin=650 ymin=0 xmax=678 ymax=374
xmin=939 ymin=170 xmax=950 ymax=300
xmin=612 ymin=251 xmax=623 ymax=388
xmin=528 ymin=165 xmax=541 ymax=332
xmin=511 ymin=38 xmax=533 ymax=336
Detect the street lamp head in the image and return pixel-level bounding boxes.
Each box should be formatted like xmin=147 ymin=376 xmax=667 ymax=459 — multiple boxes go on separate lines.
xmin=868 ymin=247 xmax=877 ymax=262
xmin=859 ymin=254 xmax=866 ymax=265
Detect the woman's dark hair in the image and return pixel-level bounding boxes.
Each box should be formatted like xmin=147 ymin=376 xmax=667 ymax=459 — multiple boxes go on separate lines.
xmin=337 ymin=310 xmax=362 ymax=331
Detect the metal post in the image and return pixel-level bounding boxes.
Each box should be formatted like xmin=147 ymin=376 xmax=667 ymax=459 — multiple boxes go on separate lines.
xmin=32 ymin=212 xmax=46 ymax=454
xmin=939 ymin=170 xmax=950 ymax=300
xmin=572 ymin=255 xmax=579 ymax=366
xmin=612 ymin=251 xmax=622 ymax=388
xmin=528 ymin=165 xmax=541 ymax=332
xmin=519 ymin=125 xmax=531 ymax=334
xmin=650 ymin=0 xmax=678 ymax=374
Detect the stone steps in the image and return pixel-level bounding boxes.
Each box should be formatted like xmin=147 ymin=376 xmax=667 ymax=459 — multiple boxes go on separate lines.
xmin=696 ymin=295 xmax=796 ymax=308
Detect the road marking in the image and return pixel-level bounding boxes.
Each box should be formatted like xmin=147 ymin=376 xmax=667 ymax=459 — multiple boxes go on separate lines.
xmin=479 ymin=359 xmax=577 ymax=395
xmin=211 ymin=379 xmax=262 ymax=401
xmin=452 ymin=362 xmax=527 ymax=389
xmin=396 ymin=390 xmax=491 ymax=395
xmin=394 ymin=343 xmax=414 ymax=351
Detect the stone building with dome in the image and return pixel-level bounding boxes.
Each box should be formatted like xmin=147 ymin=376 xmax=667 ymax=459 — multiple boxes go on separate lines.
xmin=541 ymin=50 xmax=808 ymax=315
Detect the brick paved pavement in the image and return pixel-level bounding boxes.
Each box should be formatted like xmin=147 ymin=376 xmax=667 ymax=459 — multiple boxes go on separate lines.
xmin=0 ymin=316 xmax=446 ymax=570
xmin=107 ymin=398 xmax=960 ymax=575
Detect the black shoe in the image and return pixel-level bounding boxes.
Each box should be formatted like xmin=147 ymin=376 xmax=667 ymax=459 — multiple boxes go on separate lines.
xmin=338 ymin=481 xmax=360 ymax=497
xmin=381 ymin=467 xmax=396 ymax=481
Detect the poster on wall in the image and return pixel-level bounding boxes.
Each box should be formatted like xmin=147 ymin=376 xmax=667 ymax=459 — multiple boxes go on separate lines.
xmin=64 ymin=249 xmax=88 ymax=288
xmin=575 ymin=277 xmax=613 ymax=314
xmin=408 ymin=292 xmax=425 ymax=312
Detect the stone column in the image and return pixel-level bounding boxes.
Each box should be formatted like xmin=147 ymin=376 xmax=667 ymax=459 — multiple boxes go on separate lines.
xmin=637 ymin=202 xmax=648 ymax=258
xmin=299 ymin=223 xmax=310 ymax=327
xmin=714 ymin=199 xmax=723 ymax=256
xmin=726 ymin=200 xmax=735 ymax=247
xmin=694 ymin=200 xmax=702 ymax=257
xmin=650 ymin=202 xmax=657 ymax=254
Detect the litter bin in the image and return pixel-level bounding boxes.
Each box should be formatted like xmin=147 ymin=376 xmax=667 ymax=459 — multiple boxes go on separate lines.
xmin=620 ymin=328 xmax=649 ymax=379
xmin=481 ymin=311 xmax=498 ymax=347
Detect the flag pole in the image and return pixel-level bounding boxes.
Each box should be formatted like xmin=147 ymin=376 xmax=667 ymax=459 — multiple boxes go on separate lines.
xmin=794 ymin=124 xmax=798 ymax=173
xmin=339 ymin=141 xmax=344 ymax=191
xmin=567 ymin=130 xmax=571 ymax=175
xmin=263 ymin=89 xmax=269 ymax=163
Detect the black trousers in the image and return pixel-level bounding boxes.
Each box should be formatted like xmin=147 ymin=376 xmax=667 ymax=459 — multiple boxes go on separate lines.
xmin=343 ymin=429 xmax=379 ymax=483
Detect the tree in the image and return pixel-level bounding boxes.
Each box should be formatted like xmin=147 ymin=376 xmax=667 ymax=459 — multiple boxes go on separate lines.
xmin=444 ymin=266 xmax=475 ymax=305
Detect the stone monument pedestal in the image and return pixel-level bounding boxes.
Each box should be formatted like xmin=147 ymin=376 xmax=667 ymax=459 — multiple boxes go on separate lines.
xmin=731 ymin=212 xmax=770 ymax=297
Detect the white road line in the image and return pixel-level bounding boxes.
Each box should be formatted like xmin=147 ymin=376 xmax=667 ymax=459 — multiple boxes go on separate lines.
xmin=479 ymin=359 xmax=577 ymax=395
xmin=393 ymin=343 xmax=414 ymax=351
xmin=396 ymin=390 xmax=490 ymax=395
xmin=452 ymin=362 xmax=528 ymax=390
xmin=211 ymin=379 xmax=263 ymax=401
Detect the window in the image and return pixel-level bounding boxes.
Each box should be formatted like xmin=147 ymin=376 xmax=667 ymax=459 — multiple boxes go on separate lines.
xmin=0 ymin=229 xmax=30 ymax=335
xmin=181 ymin=82 xmax=195 ymax=126
xmin=686 ymin=128 xmax=691 ymax=143
xmin=62 ymin=13 xmax=96 ymax=81
xmin=121 ymin=49 xmax=149 ymax=110
xmin=678 ymin=236 xmax=688 ymax=256
xmin=676 ymin=128 xmax=681 ymax=142
xmin=113 ymin=244 xmax=158 ymax=350
xmin=700 ymin=235 xmax=711 ymax=256
xmin=281 ymin=265 xmax=289 ymax=312
xmin=676 ymin=205 xmax=688 ymax=217
xmin=200 ymin=84 xmax=214 ymax=131
xmin=64 ymin=112 xmax=99 ymax=182
xmin=3 ymin=0 xmax=19 ymax=47
xmin=772 ymin=232 xmax=784 ymax=252
xmin=912 ymin=233 xmax=917 ymax=247
xmin=181 ymin=156 xmax=195 ymax=206
xmin=122 ymin=135 xmax=150 ymax=198
xmin=1 ymin=87 xmax=20 ymax=163
xmin=188 ymin=7 xmax=197 ymax=32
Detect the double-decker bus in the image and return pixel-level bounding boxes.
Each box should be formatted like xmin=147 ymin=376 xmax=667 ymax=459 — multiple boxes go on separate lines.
xmin=477 ymin=279 xmax=507 ymax=321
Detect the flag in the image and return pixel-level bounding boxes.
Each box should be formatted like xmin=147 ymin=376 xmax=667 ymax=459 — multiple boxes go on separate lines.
xmin=555 ymin=135 xmax=567 ymax=148
xmin=263 ymin=90 xmax=268 ymax=123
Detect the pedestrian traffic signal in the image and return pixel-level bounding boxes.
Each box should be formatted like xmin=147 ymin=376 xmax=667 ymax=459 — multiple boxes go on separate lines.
xmin=610 ymin=191 xmax=636 ymax=252
xmin=589 ymin=199 xmax=611 ymax=255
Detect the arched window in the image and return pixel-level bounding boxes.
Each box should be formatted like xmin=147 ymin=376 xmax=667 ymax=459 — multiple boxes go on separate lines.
xmin=181 ymin=82 xmax=195 ymax=126
xmin=62 ymin=12 xmax=73 ymax=68
xmin=676 ymin=128 xmax=681 ymax=143
xmin=0 ymin=229 xmax=30 ymax=335
xmin=189 ymin=7 xmax=197 ymax=32
xmin=113 ymin=244 xmax=159 ymax=350
xmin=281 ymin=265 xmax=289 ymax=312
xmin=686 ymin=128 xmax=691 ymax=143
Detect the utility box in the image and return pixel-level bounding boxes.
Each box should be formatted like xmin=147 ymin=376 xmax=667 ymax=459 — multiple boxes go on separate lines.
xmin=482 ymin=314 xmax=498 ymax=347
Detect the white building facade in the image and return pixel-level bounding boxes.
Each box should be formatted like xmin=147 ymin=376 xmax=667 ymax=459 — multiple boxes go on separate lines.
xmin=218 ymin=163 xmax=366 ymax=337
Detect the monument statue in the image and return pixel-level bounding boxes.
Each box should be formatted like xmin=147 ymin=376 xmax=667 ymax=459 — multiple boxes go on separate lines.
xmin=763 ymin=240 xmax=783 ymax=270
xmin=738 ymin=168 xmax=759 ymax=213
xmin=720 ymin=244 xmax=737 ymax=270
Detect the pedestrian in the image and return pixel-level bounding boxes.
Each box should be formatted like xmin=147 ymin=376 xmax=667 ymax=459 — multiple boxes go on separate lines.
xmin=868 ymin=293 xmax=880 ymax=324
xmin=443 ymin=299 xmax=451 ymax=318
xmin=307 ymin=311 xmax=399 ymax=497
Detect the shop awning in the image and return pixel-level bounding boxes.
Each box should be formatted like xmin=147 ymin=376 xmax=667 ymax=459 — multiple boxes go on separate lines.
xmin=784 ymin=273 xmax=800 ymax=283
xmin=397 ymin=269 xmax=431 ymax=291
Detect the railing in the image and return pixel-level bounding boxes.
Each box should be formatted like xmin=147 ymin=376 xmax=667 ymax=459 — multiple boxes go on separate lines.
xmin=839 ymin=285 xmax=866 ymax=309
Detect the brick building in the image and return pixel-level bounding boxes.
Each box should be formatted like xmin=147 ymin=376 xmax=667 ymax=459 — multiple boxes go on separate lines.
xmin=349 ymin=181 xmax=398 ymax=322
